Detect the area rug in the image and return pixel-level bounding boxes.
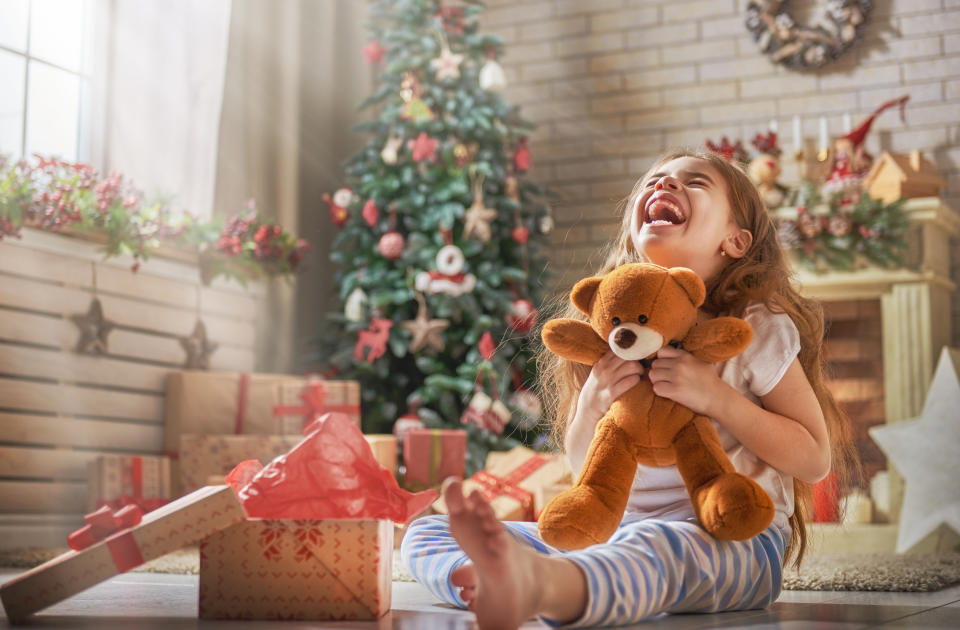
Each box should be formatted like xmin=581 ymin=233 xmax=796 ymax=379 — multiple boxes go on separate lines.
xmin=3 ymin=549 xmax=959 ymax=592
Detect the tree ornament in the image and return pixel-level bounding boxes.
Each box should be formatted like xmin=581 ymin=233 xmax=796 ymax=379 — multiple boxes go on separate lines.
xmin=434 ymin=3 xmax=465 ymax=35
xmin=400 ymin=292 xmax=450 ymax=353
xmin=461 ymin=390 xmax=510 ymax=435
xmin=504 ymin=174 xmax=520 ymax=203
xmin=393 ymin=407 xmax=424 ymax=442
xmin=430 ymin=30 xmax=464 ymax=82
xmin=509 ymin=368 xmax=542 ymax=429
xmin=415 ymin=231 xmax=476 ymax=296
xmin=463 ymin=170 xmax=497 ymax=242
xmin=71 ymin=297 xmax=114 ymax=355
xmin=381 ymin=135 xmax=403 ymax=165
xmin=507 ymin=298 xmax=537 ymax=334
xmin=363 ymin=40 xmax=386 ymax=65
xmin=479 ymin=49 xmax=506 ymax=91
xmin=323 ymin=187 xmax=354 ymax=227
xmin=408 ymin=132 xmax=440 ymax=163
xmin=180 ymin=320 xmax=218 ymax=370
xmin=512 ymin=224 xmax=529 ymax=244
xmin=514 ymin=137 xmax=531 ymax=173
xmin=344 ymin=286 xmax=368 ymax=322
xmin=362 ymin=199 xmax=379 ymax=227
xmin=378 ymin=207 xmax=405 ymax=260
xmin=539 ymin=204 xmax=555 ymax=234
xmin=746 ymin=131 xmax=788 ymax=209
xmin=745 ymin=0 xmax=871 ymax=71
xmin=354 ymin=317 xmax=393 ymax=363
xmin=400 ymin=72 xmax=434 ymax=123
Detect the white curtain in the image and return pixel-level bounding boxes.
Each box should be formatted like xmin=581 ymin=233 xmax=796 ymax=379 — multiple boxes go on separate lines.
xmin=103 ymin=0 xmax=231 ymax=217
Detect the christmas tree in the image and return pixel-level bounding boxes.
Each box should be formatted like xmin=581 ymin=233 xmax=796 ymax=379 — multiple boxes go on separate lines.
xmin=318 ymin=0 xmax=555 ymax=474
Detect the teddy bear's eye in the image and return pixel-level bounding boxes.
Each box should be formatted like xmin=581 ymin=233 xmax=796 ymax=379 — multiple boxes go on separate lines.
xmin=638 ymin=314 xmax=648 ymax=324
xmin=611 ymin=317 xmax=621 ymax=326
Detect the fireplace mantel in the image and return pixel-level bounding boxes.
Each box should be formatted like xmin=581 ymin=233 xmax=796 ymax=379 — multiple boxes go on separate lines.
xmin=790 ymin=196 xmax=959 ymax=527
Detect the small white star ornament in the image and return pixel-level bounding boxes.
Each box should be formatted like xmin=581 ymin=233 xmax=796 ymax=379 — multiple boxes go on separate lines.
xmin=869 ymin=347 xmax=960 ymax=552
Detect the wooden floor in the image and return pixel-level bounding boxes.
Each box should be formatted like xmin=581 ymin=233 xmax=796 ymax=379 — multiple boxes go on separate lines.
xmin=2 ymin=570 xmax=959 ymax=629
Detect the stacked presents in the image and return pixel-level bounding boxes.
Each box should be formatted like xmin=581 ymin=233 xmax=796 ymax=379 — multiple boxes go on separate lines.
xmin=0 ymin=369 xmax=573 ymax=622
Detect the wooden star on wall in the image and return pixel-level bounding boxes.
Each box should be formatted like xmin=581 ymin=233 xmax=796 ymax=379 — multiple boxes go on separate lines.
xmin=400 ymin=293 xmax=449 ymax=353
xmin=70 ymin=297 xmax=114 ymax=355
xmin=180 ymin=320 xmax=218 ymax=370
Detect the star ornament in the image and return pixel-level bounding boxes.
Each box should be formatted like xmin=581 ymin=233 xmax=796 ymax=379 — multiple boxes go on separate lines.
xmin=71 ymin=297 xmax=114 ymax=354
xmin=363 ymin=40 xmax=385 ymax=65
xmin=869 ymin=347 xmax=960 ymax=552
xmin=463 ymin=197 xmax=497 ymax=242
xmin=400 ymin=294 xmax=449 ymax=353
xmin=180 ymin=320 xmax=219 ymax=370
xmin=408 ymin=132 xmax=439 ymax=163
xmin=430 ymin=46 xmax=464 ymax=81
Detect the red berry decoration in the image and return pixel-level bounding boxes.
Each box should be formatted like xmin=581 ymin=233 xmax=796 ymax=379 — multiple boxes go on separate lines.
xmin=511 ymin=225 xmax=529 ymax=244
xmin=378 ymin=231 xmax=405 ymax=260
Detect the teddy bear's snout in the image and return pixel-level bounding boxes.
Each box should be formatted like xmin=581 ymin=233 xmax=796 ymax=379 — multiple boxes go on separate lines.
xmin=614 ymin=328 xmax=637 ymax=348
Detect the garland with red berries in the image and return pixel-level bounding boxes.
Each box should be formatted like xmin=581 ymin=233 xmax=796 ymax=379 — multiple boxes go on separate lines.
xmin=0 ymin=154 xmax=309 ymax=285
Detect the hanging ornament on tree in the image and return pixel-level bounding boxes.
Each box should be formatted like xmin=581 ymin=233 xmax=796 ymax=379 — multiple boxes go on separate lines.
xmin=408 ymin=132 xmax=440 ymax=163
xmin=504 ymin=174 xmax=520 ymax=203
xmin=434 ymin=3 xmax=465 ymax=35
xmin=430 ymin=29 xmax=464 ymax=82
xmin=539 ymin=203 xmax=555 ymax=234
xmin=508 ymin=369 xmax=542 ymax=431
xmin=344 ymin=285 xmax=368 ymax=322
xmin=381 ymin=134 xmax=404 ymax=165
xmin=479 ymin=48 xmax=506 ymax=92
xmin=507 ymin=298 xmax=537 ymax=334
xmin=362 ymin=199 xmax=379 ymax=227
xmin=511 ymin=210 xmax=529 ymax=244
xmin=453 ymin=142 xmax=478 ymax=167
xmin=415 ymin=230 xmax=476 ymax=296
xmin=378 ymin=206 xmax=405 ymax=260
xmin=461 ymin=336 xmax=511 ymax=435
xmin=323 ymin=187 xmax=355 ymax=227
xmin=463 ymin=169 xmax=497 ymax=242
xmin=400 ymin=292 xmax=449 ymax=353
xmin=393 ymin=405 xmax=425 ymax=442
xmin=354 ymin=317 xmax=393 ymax=363
xmin=400 ymin=72 xmax=434 ymax=123
xmin=514 ymin=137 xmax=531 ymax=173
xmin=362 ymin=39 xmax=386 ymax=65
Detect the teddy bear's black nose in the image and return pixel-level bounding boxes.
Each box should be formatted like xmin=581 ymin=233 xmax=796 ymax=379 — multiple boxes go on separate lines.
xmin=614 ymin=328 xmax=636 ymax=348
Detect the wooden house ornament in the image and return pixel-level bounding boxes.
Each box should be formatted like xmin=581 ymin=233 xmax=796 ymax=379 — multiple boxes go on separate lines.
xmin=864 ymin=150 xmax=945 ymax=204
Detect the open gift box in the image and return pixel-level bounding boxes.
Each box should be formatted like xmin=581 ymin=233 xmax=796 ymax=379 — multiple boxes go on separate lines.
xmin=1 ymin=413 xmax=436 ymax=623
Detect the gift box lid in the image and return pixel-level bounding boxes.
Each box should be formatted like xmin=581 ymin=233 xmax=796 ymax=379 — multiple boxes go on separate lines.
xmin=0 ymin=485 xmax=246 ymax=623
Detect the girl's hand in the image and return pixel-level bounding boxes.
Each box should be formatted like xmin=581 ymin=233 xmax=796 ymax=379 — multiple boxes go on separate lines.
xmin=648 ymin=345 xmax=725 ymax=416
xmin=574 ymin=350 xmax=645 ymax=432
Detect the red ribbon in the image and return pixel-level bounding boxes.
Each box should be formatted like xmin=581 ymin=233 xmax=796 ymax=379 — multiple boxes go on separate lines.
xmin=96 ymin=496 xmax=169 ymax=514
xmin=67 ymin=504 xmax=143 ymax=556
xmin=131 ymin=456 xmax=142 ymax=500
xmin=272 ymin=381 xmax=361 ymax=433
xmin=235 ymin=373 xmax=249 ymax=434
xmin=472 ymin=454 xmax=549 ymax=521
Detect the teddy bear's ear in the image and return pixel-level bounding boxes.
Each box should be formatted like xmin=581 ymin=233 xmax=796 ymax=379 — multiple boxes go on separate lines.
xmin=668 ymin=267 xmax=706 ymax=307
xmin=570 ymin=277 xmax=602 ymax=315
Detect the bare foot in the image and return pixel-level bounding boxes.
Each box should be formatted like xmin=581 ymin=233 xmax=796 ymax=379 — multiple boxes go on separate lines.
xmin=443 ymin=478 xmax=543 ymax=630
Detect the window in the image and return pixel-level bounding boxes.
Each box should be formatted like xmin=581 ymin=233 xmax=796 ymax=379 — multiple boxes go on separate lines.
xmin=0 ymin=0 xmax=103 ymax=164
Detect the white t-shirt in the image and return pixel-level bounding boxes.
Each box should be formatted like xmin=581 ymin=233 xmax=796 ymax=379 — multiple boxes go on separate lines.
xmin=622 ymin=301 xmax=801 ymax=531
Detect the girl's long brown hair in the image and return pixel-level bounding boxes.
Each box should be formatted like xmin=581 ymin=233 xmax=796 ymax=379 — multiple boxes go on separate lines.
xmin=535 ymin=149 xmax=860 ymax=567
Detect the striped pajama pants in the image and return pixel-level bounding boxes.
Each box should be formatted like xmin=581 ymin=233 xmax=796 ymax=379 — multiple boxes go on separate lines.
xmin=401 ymin=513 xmax=787 ymax=627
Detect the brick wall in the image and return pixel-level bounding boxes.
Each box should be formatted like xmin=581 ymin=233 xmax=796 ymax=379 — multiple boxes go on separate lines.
xmin=480 ymin=0 xmax=960 ymax=347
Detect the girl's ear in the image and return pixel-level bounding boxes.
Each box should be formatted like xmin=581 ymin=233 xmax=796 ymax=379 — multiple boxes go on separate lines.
xmin=724 ymin=228 xmax=754 ymax=259
xmin=570 ymin=277 xmax=602 ymax=315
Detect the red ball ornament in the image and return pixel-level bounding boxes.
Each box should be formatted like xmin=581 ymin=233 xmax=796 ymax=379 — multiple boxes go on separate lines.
xmin=511 ymin=225 xmax=529 ymax=244
xmin=378 ymin=231 xmax=405 ymax=260
xmin=362 ymin=199 xmax=379 ymax=227
xmin=507 ymin=298 xmax=537 ymax=334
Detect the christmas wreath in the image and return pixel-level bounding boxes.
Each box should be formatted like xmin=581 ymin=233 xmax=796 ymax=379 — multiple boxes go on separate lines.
xmin=745 ymin=0 xmax=871 ymax=70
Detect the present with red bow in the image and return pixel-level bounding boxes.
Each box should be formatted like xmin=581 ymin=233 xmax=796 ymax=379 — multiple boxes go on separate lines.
xmin=199 ymin=412 xmax=437 ymax=620
xmin=273 ymin=377 xmax=361 ymax=434
xmin=402 ymin=428 xmax=467 ymax=490
xmin=178 ymin=434 xmax=301 ymax=495
xmin=0 ymin=485 xmax=247 ymax=623
xmin=432 ymin=445 xmax=572 ymax=521
xmin=86 ymin=454 xmax=171 ymax=513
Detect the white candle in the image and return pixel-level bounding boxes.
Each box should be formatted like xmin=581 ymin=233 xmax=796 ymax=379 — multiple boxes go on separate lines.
xmin=842 ymin=113 xmax=852 ymax=133
xmin=792 ymin=115 xmax=801 ymax=153
xmin=818 ymin=116 xmax=829 ymax=150
xmin=769 ymin=118 xmax=778 ymax=133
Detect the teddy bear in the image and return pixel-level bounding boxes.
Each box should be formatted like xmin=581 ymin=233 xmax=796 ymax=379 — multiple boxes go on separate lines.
xmin=537 ymin=263 xmax=775 ymax=550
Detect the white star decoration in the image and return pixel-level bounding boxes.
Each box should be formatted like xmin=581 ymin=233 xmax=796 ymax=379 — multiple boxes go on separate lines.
xmin=430 ymin=46 xmax=464 ymax=81
xmin=869 ymin=347 xmax=960 ymax=552
xmin=400 ymin=293 xmax=449 ymax=353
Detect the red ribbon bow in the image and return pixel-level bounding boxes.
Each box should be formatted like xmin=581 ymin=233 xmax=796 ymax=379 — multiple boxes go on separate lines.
xmin=67 ymin=504 xmax=143 ymax=551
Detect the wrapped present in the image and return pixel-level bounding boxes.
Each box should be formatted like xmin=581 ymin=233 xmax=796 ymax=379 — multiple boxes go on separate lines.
xmin=199 ymin=412 xmax=437 ymax=620
xmin=86 ymin=454 xmax=172 ymax=512
xmin=0 ymin=485 xmax=246 ymax=623
xmin=402 ymin=428 xmax=467 ymax=489
xmin=433 ymin=446 xmax=571 ymax=521
xmin=364 ymin=434 xmax=398 ymax=477
xmin=273 ymin=378 xmax=361 ymax=434
xmin=179 ymin=434 xmax=300 ymax=495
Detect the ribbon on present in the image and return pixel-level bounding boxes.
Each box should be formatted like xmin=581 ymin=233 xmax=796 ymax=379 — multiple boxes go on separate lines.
xmin=235 ymin=372 xmax=249 ymax=434
xmin=272 ymin=380 xmax=361 ymax=434
xmin=95 ymin=495 xmax=169 ymax=514
xmin=67 ymin=504 xmax=145 ymax=571
xmin=472 ymin=454 xmax=550 ymax=521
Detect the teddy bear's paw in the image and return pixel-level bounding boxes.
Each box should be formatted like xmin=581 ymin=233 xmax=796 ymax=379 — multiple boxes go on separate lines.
xmin=694 ymin=472 xmax=775 ymax=541
xmin=537 ymin=486 xmax=621 ymax=550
